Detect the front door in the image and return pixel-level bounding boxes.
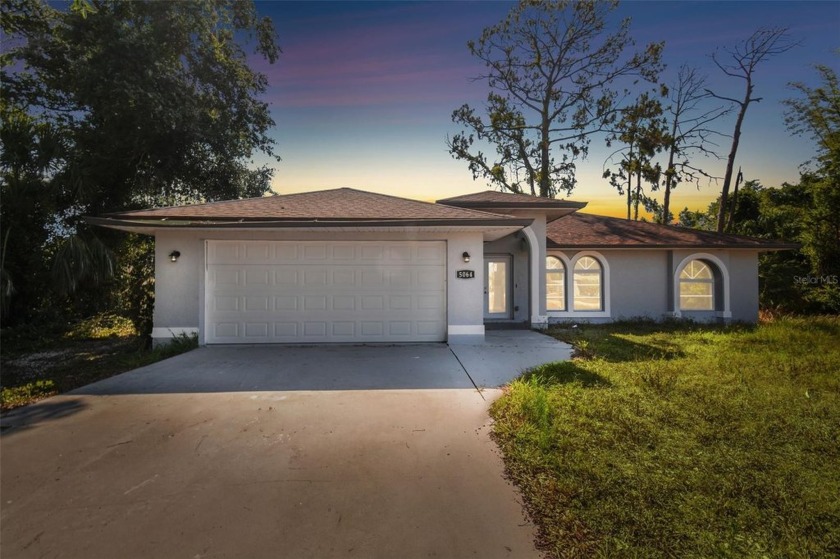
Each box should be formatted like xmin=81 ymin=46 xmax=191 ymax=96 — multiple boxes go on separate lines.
xmin=485 ymin=255 xmax=512 ymax=319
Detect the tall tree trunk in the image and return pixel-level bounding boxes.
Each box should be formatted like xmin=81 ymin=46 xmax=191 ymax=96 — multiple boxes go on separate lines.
xmin=626 ymin=177 xmax=632 ymax=220
xmin=626 ymin=143 xmax=634 ymax=220
xmin=717 ymin=80 xmax=752 ymax=232
xmin=539 ymin=110 xmax=551 ymax=197
xmin=662 ymin=118 xmax=679 ymax=224
xmin=662 ymin=165 xmax=674 ymax=224
xmin=725 ymin=167 xmax=743 ymax=233
xmin=634 ymin=170 xmax=642 ymax=221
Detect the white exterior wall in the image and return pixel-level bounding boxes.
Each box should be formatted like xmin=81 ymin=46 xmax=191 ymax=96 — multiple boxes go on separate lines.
xmin=153 ymin=227 xmax=763 ymax=344
xmin=594 ymin=250 xmax=669 ymax=320
xmin=152 ymin=229 xmax=486 ymax=345
xmin=544 ymin=248 xmax=762 ymax=325
xmin=527 ymin=215 xmax=548 ymax=318
xmin=505 ymin=211 xmax=547 ymax=328
xmin=153 ymin=234 xmax=204 ymax=341
xmin=726 ymin=251 xmax=760 ymax=323
xmin=446 ymin=232 xmax=486 ymax=343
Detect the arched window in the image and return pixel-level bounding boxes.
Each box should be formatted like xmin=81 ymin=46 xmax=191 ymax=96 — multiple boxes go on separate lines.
xmin=679 ymin=259 xmax=714 ymax=310
xmin=546 ymin=256 xmax=565 ymax=311
xmin=574 ymin=256 xmax=602 ymax=311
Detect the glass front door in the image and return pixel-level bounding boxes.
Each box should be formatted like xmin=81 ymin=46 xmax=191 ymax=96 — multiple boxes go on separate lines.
xmin=485 ymin=255 xmax=512 ymax=319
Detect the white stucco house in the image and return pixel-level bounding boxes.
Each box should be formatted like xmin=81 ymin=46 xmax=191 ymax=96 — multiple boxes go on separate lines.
xmin=88 ymin=188 xmax=796 ymax=347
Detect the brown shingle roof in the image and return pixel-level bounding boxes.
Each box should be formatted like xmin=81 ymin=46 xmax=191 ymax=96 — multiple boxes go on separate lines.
xmin=437 ymin=190 xmax=586 ymax=209
xmin=109 ymin=188 xmax=517 ymax=222
xmin=547 ymin=213 xmax=799 ymax=250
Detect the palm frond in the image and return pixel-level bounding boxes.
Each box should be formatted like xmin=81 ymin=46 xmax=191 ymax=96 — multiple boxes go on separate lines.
xmin=51 ymin=234 xmax=115 ymax=297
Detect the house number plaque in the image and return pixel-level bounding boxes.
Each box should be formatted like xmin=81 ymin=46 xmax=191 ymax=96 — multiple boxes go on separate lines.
xmin=456 ymin=270 xmax=475 ymax=279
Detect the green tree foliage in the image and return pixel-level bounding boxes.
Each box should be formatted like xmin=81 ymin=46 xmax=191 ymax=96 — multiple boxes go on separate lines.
xmin=0 ymin=105 xmax=64 ymax=321
xmin=603 ymin=89 xmax=668 ymax=220
xmin=680 ymin=176 xmax=837 ymax=313
xmin=784 ymin=65 xmax=840 ymax=175
xmin=1 ymin=0 xmax=279 ymax=331
xmin=447 ymin=0 xmax=662 ymax=198
xmin=113 ymin=235 xmax=156 ymax=338
xmin=782 ymin=65 xmax=840 ymax=310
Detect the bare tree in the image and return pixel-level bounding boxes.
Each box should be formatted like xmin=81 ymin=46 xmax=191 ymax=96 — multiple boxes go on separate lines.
xmin=660 ymin=65 xmax=729 ymax=224
xmin=707 ymin=27 xmax=798 ymax=232
xmin=447 ymin=0 xmax=663 ymax=198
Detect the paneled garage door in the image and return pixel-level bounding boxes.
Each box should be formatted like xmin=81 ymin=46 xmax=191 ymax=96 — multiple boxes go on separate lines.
xmin=205 ymin=240 xmax=447 ymax=343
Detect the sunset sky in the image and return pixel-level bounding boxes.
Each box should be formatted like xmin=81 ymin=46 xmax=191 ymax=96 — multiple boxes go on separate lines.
xmin=253 ymin=1 xmax=839 ymax=217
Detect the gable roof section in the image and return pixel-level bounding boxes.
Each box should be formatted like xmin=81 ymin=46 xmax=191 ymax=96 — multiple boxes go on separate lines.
xmin=547 ymin=213 xmax=799 ymax=250
xmin=437 ymin=190 xmax=587 ymax=210
xmin=110 ymin=188 xmax=503 ymax=220
xmin=88 ymin=188 xmax=532 ymax=229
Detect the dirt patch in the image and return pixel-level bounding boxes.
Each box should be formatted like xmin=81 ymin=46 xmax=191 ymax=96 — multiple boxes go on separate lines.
xmin=2 ymin=338 xmax=140 ymax=391
xmin=7 ymin=349 xmax=77 ymax=373
xmin=6 ymin=339 xmax=135 ymax=376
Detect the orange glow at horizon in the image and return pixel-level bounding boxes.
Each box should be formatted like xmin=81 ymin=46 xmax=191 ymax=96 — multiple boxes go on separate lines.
xmin=578 ymin=193 xmax=718 ymax=219
xmin=274 ymin=177 xmax=720 ymax=221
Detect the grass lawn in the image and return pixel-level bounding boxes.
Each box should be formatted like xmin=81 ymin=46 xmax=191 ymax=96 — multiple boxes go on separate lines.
xmin=1 ymin=314 xmax=197 ymax=411
xmin=490 ymin=317 xmax=839 ymax=558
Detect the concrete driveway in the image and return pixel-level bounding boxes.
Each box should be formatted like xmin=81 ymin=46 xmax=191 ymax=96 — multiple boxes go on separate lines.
xmin=1 ymin=331 xmax=570 ymax=559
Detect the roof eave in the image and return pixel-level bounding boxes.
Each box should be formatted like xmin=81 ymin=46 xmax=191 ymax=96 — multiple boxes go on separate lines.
xmin=437 ymin=200 xmax=588 ymax=210
xmin=85 ymin=216 xmax=534 ymax=230
xmin=546 ymin=242 xmax=800 ymax=251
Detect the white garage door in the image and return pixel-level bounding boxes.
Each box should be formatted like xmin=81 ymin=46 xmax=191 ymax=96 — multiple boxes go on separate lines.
xmin=205 ymin=240 xmax=447 ymax=343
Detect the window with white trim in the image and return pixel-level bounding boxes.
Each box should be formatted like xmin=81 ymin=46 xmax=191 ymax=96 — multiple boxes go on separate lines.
xmin=546 ymin=256 xmax=565 ymax=311
xmin=573 ymin=256 xmax=602 ymax=311
xmin=679 ymin=259 xmax=714 ymax=310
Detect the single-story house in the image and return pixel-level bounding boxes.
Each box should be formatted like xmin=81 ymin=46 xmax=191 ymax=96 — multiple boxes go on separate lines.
xmin=88 ymin=188 xmax=796 ymax=346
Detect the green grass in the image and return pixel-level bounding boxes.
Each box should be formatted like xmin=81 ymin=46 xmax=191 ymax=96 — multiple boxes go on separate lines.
xmin=490 ymin=317 xmax=840 ymax=558
xmin=1 ymin=314 xmax=197 ymax=411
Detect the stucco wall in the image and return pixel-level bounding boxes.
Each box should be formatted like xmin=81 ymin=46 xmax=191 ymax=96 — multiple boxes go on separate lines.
xmin=544 ymin=248 xmax=762 ymax=325
xmin=518 ymin=214 xmax=547 ymax=318
xmin=728 ymin=251 xmax=760 ymax=323
xmin=545 ymin=249 xmax=666 ymax=322
xmin=596 ymin=250 xmax=669 ymax=320
xmin=152 ymin=227 xmax=763 ymax=344
xmin=152 ymin=229 xmax=486 ymax=345
xmin=445 ymin=231 xmax=486 ymax=343
xmin=153 ymin=234 xmax=204 ymax=341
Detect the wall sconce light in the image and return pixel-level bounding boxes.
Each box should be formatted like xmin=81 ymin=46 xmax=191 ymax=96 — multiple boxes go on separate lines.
xmin=462 ymin=251 xmax=471 ymax=263
xmin=169 ymin=250 xmax=181 ymax=263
